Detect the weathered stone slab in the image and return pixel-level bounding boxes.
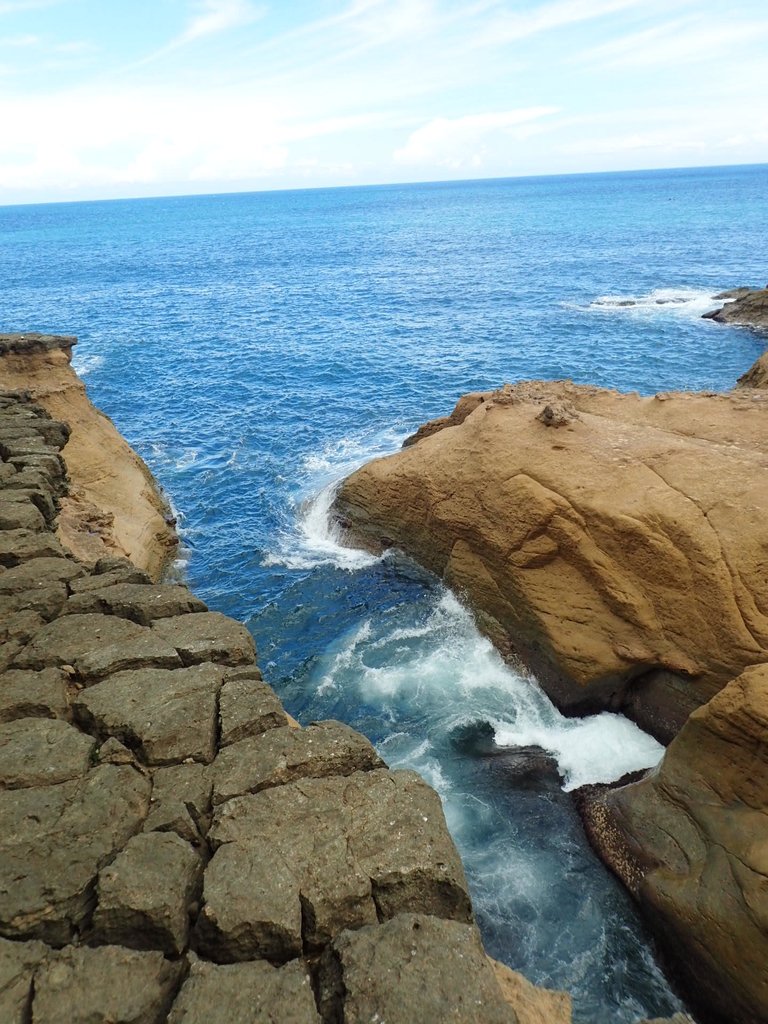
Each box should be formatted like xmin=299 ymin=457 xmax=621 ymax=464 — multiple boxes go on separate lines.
xmin=318 ymin=914 xmax=518 ymax=1024
xmin=31 ymin=944 xmax=182 ymax=1024
xmin=0 ymin=610 xmax=44 ymax=647
xmin=144 ymin=762 xmax=212 ymax=848
xmin=219 ymin=667 xmax=289 ymax=746
xmin=0 ymin=936 xmax=49 ymax=1024
xmin=64 ymin=583 xmax=206 ymax=624
xmin=212 ymin=721 xmax=384 ymax=805
xmin=0 ymin=667 xmax=69 ymax=722
xmin=0 ymin=530 xmax=65 ymax=568
xmin=151 ymin=611 xmax=255 ymax=667
xmin=73 ymin=663 xmax=224 ymax=765
xmin=202 ymin=769 xmax=471 ymax=960
xmin=69 ymin=564 xmax=151 ymax=593
xmin=0 ymin=765 xmax=151 ymax=943
xmin=0 ymin=719 xmax=95 ymax=788
xmin=74 ymin=632 xmax=183 ymax=683
xmin=93 ymin=831 xmax=202 ymax=955
xmin=0 ymin=497 xmax=45 ymax=531
xmin=167 ymin=957 xmax=320 ymax=1024
xmin=0 ymin=557 xmax=84 ymax=594
xmin=195 ymin=841 xmax=304 ymax=963
xmin=0 ymin=582 xmax=67 ymax=622
xmin=13 ymin=613 xmax=145 ymax=670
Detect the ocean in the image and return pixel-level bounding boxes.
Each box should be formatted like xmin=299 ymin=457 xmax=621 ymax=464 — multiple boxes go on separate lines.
xmin=2 ymin=163 xmax=767 ymax=1022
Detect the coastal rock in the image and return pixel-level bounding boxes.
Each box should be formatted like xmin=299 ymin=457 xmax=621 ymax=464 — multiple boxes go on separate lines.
xmin=580 ymin=663 xmax=768 ymax=1024
xmin=0 ymin=718 xmax=95 ymax=788
xmin=703 ymin=286 xmax=768 ymax=329
xmin=143 ymin=762 xmax=213 ymax=848
xmin=92 ymin=831 xmax=202 ymax=955
xmin=736 ymin=350 xmax=768 ymax=389
xmin=489 ymin=958 xmax=572 ymax=1024
xmin=167 ymin=958 xmax=320 ymax=1024
xmin=318 ymin=914 xmax=519 ymax=1024
xmin=150 ymin=610 xmax=256 ymax=667
xmin=64 ymin=582 xmax=207 ymax=624
xmin=0 ymin=667 xmax=69 ymax=722
xmin=0 ymin=937 xmax=49 ymax=1024
xmin=334 ymin=381 xmax=768 ymax=735
xmin=218 ymin=667 xmax=290 ymax=745
xmin=13 ymin=612 xmax=146 ymax=670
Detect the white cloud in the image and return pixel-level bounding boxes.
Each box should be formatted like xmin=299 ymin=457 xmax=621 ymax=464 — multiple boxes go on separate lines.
xmin=171 ymin=0 xmax=264 ymax=47
xmin=394 ymin=108 xmax=559 ymax=167
xmin=467 ymin=0 xmax=648 ymax=48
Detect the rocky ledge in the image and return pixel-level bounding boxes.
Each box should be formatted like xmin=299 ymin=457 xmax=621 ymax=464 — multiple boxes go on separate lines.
xmin=332 ymin=354 xmax=768 ymax=1024
xmin=0 ymin=384 xmax=574 ymax=1022
xmin=703 ymin=286 xmax=768 ymax=330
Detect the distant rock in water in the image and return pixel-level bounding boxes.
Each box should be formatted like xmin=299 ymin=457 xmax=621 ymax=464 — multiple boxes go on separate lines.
xmin=703 ymin=285 xmax=768 ymax=330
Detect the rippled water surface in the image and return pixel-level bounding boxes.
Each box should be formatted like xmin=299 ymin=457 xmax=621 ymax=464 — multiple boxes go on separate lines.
xmin=2 ymin=165 xmax=767 ymax=1022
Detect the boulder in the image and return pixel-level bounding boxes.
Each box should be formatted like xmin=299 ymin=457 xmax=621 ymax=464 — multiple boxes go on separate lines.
xmin=318 ymin=914 xmax=518 ymax=1024
xmin=218 ymin=667 xmax=289 ymax=745
xmin=334 ymin=382 xmax=768 ymax=736
xmin=92 ymin=831 xmax=202 ymax=955
xmin=167 ymin=957 xmax=320 ymax=1024
xmin=150 ymin=611 xmax=255 ymax=667
xmin=580 ymin=663 xmax=768 ymax=1024
xmin=0 ymin=718 xmax=95 ymax=788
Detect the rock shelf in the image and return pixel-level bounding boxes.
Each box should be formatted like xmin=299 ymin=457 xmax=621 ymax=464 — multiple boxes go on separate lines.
xmin=0 ymin=378 xmax=572 ymax=1023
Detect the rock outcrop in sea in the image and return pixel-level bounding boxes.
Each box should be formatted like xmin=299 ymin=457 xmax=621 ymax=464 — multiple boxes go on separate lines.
xmin=703 ymin=285 xmax=768 ymax=330
xmin=0 ymin=336 xmax=572 ymax=1023
xmin=333 ymin=358 xmax=768 ymax=1024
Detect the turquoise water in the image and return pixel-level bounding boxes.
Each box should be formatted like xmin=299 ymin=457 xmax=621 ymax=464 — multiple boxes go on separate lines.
xmin=2 ymin=164 xmax=767 ymax=1021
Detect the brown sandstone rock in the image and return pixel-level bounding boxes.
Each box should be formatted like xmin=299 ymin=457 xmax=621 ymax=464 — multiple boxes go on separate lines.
xmin=318 ymin=914 xmax=518 ymax=1024
xmin=334 ymin=381 xmax=768 ymax=733
xmin=737 ymin=350 xmax=768 ymax=389
xmin=489 ymin=958 xmax=572 ymax=1024
xmin=581 ymin=663 xmax=768 ymax=1024
xmin=167 ymin=957 xmax=320 ymax=1024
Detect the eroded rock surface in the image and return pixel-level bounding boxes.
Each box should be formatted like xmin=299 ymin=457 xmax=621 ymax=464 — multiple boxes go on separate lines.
xmin=703 ymin=285 xmax=768 ymax=330
xmin=334 ymin=380 xmax=768 ymax=737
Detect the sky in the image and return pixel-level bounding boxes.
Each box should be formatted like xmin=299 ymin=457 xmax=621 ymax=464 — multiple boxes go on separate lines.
xmin=0 ymin=0 xmax=767 ymax=203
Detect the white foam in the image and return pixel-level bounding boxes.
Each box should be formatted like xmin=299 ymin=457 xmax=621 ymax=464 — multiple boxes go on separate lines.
xmin=72 ymin=353 xmax=105 ymax=377
xmin=583 ymin=286 xmax=722 ymax=320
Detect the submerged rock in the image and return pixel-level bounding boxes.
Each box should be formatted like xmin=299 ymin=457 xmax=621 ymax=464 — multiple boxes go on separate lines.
xmin=333 ymin=380 xmax=768 ymax=739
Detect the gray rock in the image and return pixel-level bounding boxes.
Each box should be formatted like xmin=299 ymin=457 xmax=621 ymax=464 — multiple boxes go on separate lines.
xmin=31 ymin=944 xmax=183 ymax=1024
xmin=74 ymin=632 xmax=183 ymax=683
xmin=318 ymin=914 xmax=519 ymax=1024
xmin=98 ymin=736 xmax=136 ymax=765
xmin=150 ymin=611 xmax=256 ymax=667
xmin=0 ymin=936 xmax=49 ymax=1024
xmin=64 ymin=583 xmax=207 ymax=624
xmin=219 ymin=668 xmax=289 ymax=746
xmin=0 ymin=582 xmax=67 ymax=623
xmin=144 ymin=762 xmax=212 ymax=847
xmin=0 ymin=497 xmax=45 ymax=532
xmin=167 ymin=957 xmax=320 ymax=1024
xmin=73 ymin=663 xmax=224 ymax=765
xmin=0 ymin=530 xmax=66 ymax=568
xmin=203 ymin=769 xmax=471 ymax=959
xmin=212 ymin=721 xmax=384 ymax=805
xmin=0 ymin=667 xmax=69 ymax=722
xmin=69 ymin=566 xmax=151 ymax=593
xmin=93 ymin=831 xmax=202 ymax=955
xmin=0 ymin=557 xmax=84 ymax=594
xmin=0 ymin=765 xmax=151 ymax=943
xmin=0 ymin=718 xmax=96 ymax=788
xmin=13 ymin=613 xmax=146 ymax=670
xmin=195 ymin=841 xmax=304 ymax=963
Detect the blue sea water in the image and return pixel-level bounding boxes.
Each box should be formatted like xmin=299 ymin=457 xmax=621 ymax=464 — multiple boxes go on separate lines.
xmin=2 ymin=163 xmax=767 ymax=1022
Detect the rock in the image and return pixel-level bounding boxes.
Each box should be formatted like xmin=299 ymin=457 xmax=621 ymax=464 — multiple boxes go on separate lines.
xmin=636 ymin=1016 xmax=695 ymax=1024
xmin=488 ymin=958 xmax=572 ymax=1024
xmin=92 ymin=831 xmax=202 ymax=955
xmin=0 ymin=667 xmax=69 ymax=722
xmin=535 ymin=401 xmax=580 ymax=427
xmin=212 ymin=721 xmax=384 ymax=804
xmin=403 ymin=392 xmax=487 ymax=447
xmin=167 ymin=957 xmax=320 ymax=1024
xmin=318 ymin=913 xmax=518 ymax=1024
xmin=69 ymin=564 xmax=151 ymax=592
xmin=199 ymin=768 xmax=471 ymax=960
xmin=580 ymin=664 xmax=768 ymax=1024
xmin=98 ymin=736 xmax=136 ymax=765
xmin=0 ymin=530 xmax=66 ymax=568
xmin=64 ymin=582 xmax=207 ymax=624
xmin=0 ymin=496 xmax=46 ymax=531
xmin=0 ymin=557 xmax=84 ymax=594
xmin=218 ymin=667 xmax=289 ymax=745
xmin=73 ymin=663 xmax=224 ymax=766
xmin=0 ymin=765 xmax=151 ymax=943
xmin=143 ymin=762 xmax=212 ymax=847
xmin=74 ymin=632 xmax=183 ymax=683
xmin=13 ymin=613 xmax=146 ymax=670
xmin=31 ymin=944 xmax=182 ymax=1024
xmin=0 ymin=718 xmax=96 ymax=788
xmin=736 ymin=350 xmax=768 ymax=389
xmin=0 ymin=937 xmax=49 ymax=1024
xmin=334 ymin=381 xmax=768 ymax=735
xmin=150 ymin=611 xmax=256 ymax=667
xmin=703 ymin=286 xmax=768 ymax=329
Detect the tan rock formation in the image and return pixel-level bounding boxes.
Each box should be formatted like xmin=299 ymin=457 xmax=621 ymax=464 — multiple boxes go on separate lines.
xmin=489 ymin=958 xmax=572 ymax=1024
xmin=334 ymin=381 xmax=768 ymax=738
xmin=580 ymin=664 xmax=768 ymax=1024
xmin=737 ymin=350 xmax=768 ymax=389
xmin=0 ymin=334 xmax=176 ymax=579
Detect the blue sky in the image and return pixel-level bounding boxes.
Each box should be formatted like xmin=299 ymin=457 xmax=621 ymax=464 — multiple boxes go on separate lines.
xmin=1 ymin=0 xmax=767 ymax=202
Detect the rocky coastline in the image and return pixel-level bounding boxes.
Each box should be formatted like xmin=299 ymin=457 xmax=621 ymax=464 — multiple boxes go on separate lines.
xmin=332 ymin=347 xmax=768 ymax=1024
xmin=703 ymin=285 xmax=768 ymax=330
xmin=0 ymin=337 xmax=582 ymax=1023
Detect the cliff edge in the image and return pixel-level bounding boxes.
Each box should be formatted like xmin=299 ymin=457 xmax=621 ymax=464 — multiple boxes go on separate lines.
xmin=0 ymin=334 xmax=176 ymax=579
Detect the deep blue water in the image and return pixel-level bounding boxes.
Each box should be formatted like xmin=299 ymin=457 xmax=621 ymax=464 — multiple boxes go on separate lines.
xmin=2 ymin=164 xmax=767 ymax=1023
